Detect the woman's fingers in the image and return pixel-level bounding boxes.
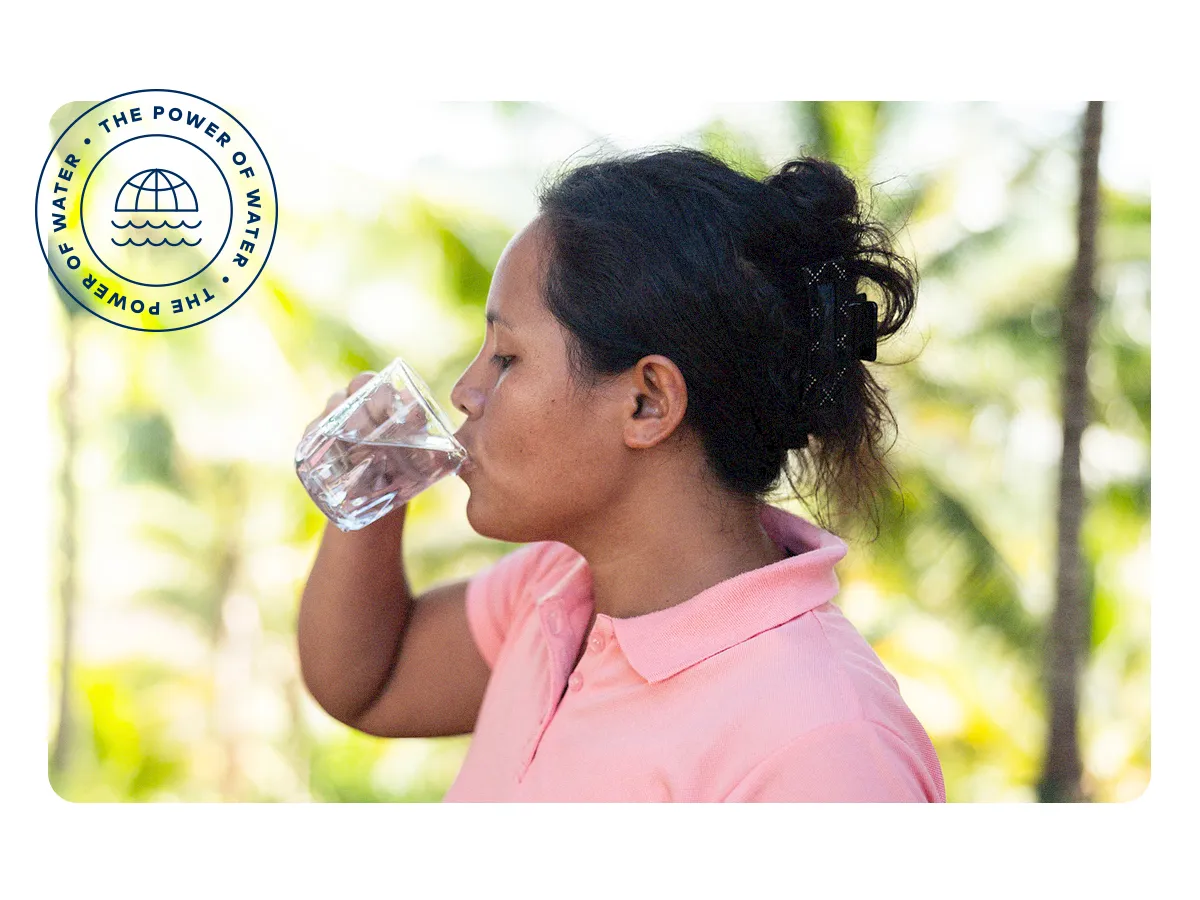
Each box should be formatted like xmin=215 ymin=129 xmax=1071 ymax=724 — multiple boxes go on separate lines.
xmin=306 ymin=372 xmax=377 ymax=434
xmin=347 ymin=372 xmax=376 ymax=395
xmin=306 ymin=371 xmax=437 ymax=443
xmin=407 ymin=403 xmax=429 ymax=432
xmin=339 ymin=372 xmax=383 ymax=436
xmin=306 ymin=391 xmax=343 ymax=433
xmin=324 ymin=389 xmax=347 ymax=415
xmin=363 ymin=384 xmax=397 ymax=430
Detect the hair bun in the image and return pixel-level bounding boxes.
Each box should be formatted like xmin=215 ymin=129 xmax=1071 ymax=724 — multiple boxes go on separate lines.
xmin=765 ymin=157 xmax=859 ymax=221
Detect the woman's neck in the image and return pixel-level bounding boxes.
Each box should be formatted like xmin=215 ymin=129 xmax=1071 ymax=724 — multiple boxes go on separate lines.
xmin=564 ymin=493 xmax=788 ymax=621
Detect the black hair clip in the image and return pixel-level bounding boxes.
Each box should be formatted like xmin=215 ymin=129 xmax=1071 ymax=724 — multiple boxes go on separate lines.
xmin=802 ymin=259 xmax=877 ymax=363
xmin=799 ymin=260 xmax=878 ymax=411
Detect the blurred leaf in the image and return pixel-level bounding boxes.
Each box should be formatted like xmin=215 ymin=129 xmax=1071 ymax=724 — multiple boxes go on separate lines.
xmin=111 ymin=409 xmax=179 ymax=487
xmin=1083 ymin=476 xmax=1151 ymax=557
xmin=698 ymin=119 xmax=770 ymax=180
xmin=921 ymin=218 xmax=1025 ymax=281
xmin=59 ymin=663 xmax=188 ymax=801
xmin=1106 ymin=332 xmax=1151 ymax=432
xmin=261 ymin=276 xmax=391 ymax=375
xmin=308 ymin=731 xmax=397 ymax=802
xmin=49 ymin=273 xmax=89 ymax=321
xmin=869 ymin=468 xmax=1041 ymax=662
xmin=791 ymin=101 xmax=884 ymax=177
xmin=1099 ymin=187 xmax=1151 ymax=262
xmin=924 ymin=474 xmax=1042 ymax=658
xmin=493 ymin=101 xmax=537 ymax=120
xmin=869 ymin=168 xmax=937 ymax=233
xmin=135 ymin=585 xmax=220 ymax=638
xmin=411 ymin=200 xmax=495 ymax=312
xmin=49 ymin=99 xmax=97 ymax=140
xmin=1090 ymin=580 xmax=1118 ymax=651
xmin=961 ymin=306 xmax=1061 ymax=383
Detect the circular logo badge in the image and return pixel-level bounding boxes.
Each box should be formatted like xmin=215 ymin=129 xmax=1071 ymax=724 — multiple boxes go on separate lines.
xmin=35 ymin=89 xmax=278 ymax=332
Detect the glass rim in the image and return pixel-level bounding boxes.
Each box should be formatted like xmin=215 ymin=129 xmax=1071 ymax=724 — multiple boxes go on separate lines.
xmin=383 ymin=356 xmax=465 ymax=453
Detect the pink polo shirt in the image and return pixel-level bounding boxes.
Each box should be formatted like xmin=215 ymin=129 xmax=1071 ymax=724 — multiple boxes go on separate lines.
xmin=443 ymin=503 xmax=946 ymax=802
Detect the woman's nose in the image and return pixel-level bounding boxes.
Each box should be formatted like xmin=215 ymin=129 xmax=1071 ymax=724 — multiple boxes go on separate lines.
xmin=451 ymin=369 xmax=485 ymax=419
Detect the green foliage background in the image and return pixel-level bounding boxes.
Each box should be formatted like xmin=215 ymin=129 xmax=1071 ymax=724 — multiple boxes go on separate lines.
xmin=46 ymin=101 xmax=1149 ymax=802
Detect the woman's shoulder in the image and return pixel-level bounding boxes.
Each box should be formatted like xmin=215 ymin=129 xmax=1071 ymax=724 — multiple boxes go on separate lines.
xmin=787 ymin=601 xmax=941 ymax=775
xmin=717 ymin=597 xmax=914 ymax=741
xmin=722 ymin=602 xmax=946 ymax=800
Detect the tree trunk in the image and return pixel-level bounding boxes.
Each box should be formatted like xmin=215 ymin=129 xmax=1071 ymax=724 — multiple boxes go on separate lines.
xmin=50 ymin=303 xmax=80 ymax=783
xmin=46 ymin=100 xmax=97 ymax=792
xmin=208 ymin=466 xmax=250 ymax=801
xmin=1039 ymin=101 xmax=1104 ymax=803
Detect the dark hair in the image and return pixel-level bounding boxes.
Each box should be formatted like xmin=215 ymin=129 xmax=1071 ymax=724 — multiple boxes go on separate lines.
xmin=533 ymin=145 xmax=917 ymax=538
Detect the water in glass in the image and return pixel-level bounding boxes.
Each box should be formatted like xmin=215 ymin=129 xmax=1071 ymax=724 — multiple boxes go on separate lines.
xmin=296 ymin=429 xmax=465 ymax=532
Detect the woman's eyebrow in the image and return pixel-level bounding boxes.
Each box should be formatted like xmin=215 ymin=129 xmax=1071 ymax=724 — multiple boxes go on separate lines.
xmin=486 ymin=310 xmax=516 ymax=330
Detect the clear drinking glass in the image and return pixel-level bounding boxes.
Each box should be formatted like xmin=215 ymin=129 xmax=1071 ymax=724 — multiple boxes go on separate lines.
xmin=294 ymin=357 xmax=467 ymax=532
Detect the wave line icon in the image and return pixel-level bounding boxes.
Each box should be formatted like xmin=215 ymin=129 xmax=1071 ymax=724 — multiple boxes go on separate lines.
xmin=112 ymin=219 xmax=202 ymax=229
xmin=111 ymin=236 xmax=203 ymax=247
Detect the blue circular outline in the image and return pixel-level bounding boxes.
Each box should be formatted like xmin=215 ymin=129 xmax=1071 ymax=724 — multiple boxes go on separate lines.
xmin=81 ymin=133 xmax=233 ymax=288
xmin=34 ymin=88 xmax=279 ymax=334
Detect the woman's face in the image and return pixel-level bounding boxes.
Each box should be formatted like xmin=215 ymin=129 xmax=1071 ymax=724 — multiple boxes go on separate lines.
xmin=450 ymin=219 xmax=632 ymax=545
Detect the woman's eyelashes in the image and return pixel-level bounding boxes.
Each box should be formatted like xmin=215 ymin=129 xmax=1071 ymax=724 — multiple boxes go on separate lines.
xmin=491 ymin=354 xmax=515 ymax=370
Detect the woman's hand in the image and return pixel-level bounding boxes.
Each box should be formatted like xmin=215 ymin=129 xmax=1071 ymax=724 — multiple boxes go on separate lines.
xmin=306 ymin=371 xmax=395 ymax=439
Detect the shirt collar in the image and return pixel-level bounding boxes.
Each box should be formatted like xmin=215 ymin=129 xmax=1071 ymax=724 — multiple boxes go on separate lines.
xmin=560 ymin=504 xmax=848 ymax=684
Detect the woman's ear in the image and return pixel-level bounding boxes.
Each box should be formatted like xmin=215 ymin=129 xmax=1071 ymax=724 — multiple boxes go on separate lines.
xmin=624 ymin=355 xmax=687 ymax=449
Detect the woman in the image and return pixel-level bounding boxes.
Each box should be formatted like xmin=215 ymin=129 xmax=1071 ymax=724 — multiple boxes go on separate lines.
xmin=297 ymin=147 xmax=945 ymax=802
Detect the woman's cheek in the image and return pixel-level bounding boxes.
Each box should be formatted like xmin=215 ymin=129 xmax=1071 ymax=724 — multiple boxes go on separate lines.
xmin=504 ymin=397 xmax=542 ymax=458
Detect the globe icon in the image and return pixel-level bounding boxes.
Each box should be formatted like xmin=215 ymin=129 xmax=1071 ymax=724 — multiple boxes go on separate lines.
xmin=114 ymin=168 xmax=199 ymax=213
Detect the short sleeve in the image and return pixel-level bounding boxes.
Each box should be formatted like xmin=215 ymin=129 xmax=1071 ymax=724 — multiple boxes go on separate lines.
xmin=464 ymin=541 xmax=572 ymax=669
xmin=723 ymin=720 xmax=944 ymax=803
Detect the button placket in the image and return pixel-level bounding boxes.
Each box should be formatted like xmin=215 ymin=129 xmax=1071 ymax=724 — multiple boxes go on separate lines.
xmin=569 ymin=616 xmax=611 ymax=693
xmin=521 ymin=588 xmax=588 ymax=780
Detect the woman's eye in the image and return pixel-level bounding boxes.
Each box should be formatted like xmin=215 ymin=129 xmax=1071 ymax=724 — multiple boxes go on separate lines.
xmin=490 ymin=354 xmax=515 ymax=370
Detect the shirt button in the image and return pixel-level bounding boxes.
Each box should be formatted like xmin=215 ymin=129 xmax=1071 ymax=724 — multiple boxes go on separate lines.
xmin=568 ymin=672 xmax=583 ymax=692
xmin=588 ymin=633 xmax=606 ymax=653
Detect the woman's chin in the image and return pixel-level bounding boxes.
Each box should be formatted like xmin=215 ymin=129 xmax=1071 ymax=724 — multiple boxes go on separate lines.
xmin=463 ymin=492 xmax=497 ymax=538
xmin=464 ymin=493 xmax=529 ymax=544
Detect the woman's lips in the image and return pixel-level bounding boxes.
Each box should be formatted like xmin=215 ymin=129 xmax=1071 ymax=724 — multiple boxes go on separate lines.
xmin=457 ymin=455 xmax=476 ymax=478
xmin=453 ymin=432 xmax=476 ymax=478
